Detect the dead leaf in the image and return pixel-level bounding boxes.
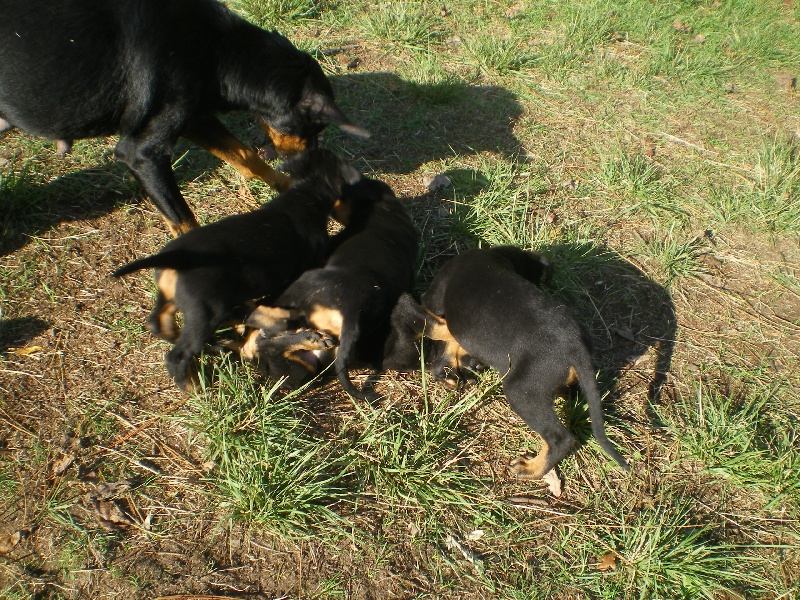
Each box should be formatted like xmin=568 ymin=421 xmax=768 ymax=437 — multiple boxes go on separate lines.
xmin=9 ymin=345 xmax=43 ymax=356
xmin=423 ymin=173 xmax=452 ymax=192
xmin=535 ymin=208 xmax=556 ymax=224
xmin=542 ymin=468 xmax=562 ymax=497
xmin=598 ymin=551 xmax=618 ymax=571
xmin=51 ymin=453 xmax=75 ymax=476
xmin=508 ymin=495 xmax=549 ymax=506
xmin=627 ymin=353 xmax=650 ymax=368
xmin=91 ymin=498 xmax=135 ymax=530
xmin=93 ymin=480 xmax=132 ymax=500
xmin=465 ymin=529 xmax=485 ymax=541
xmin=775 ymin=72 xmax=798 ymax=91
xmin=154 ymin=596 xmax=243 ymax=600
xmin=783 ymin=0 xmax=794 ymax=8
xmin=612 ymin=326 xmax=635 ymax=342
xmin=0 ymin=531 xmax=22 ymax=554
xmin=691 ymin=33 xmax=706 ymax=45
xmin=672 ymin=18 xmax=692 ymax=32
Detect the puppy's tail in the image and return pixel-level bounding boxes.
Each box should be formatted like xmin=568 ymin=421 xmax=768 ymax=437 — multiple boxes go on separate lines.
xmin=335 ymin=320 xmax=374 ymax=401
xmin=574 ymin=352 xmax=630 ymax=472
xmin=112 ymin=250 xmax=207 ymax=277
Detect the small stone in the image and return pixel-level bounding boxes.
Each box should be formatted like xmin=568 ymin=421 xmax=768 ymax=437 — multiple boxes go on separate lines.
xmin=423 ymin=173 xmax=452 ymax=191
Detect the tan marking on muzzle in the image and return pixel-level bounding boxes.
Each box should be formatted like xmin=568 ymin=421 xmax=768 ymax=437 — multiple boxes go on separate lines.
xmin=261 ymin=123 xmax=309 ymax=156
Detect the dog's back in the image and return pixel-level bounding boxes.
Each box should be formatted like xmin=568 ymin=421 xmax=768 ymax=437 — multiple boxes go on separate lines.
xmin=421 ymin=246 xmax=629 ymax=475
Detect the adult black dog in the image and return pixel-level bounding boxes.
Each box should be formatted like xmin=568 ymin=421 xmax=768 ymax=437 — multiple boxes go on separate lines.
xmin=414 ymin=246 xmax=630 ymax=478
xmin=0 ymin=0 xmax=367 ymax=236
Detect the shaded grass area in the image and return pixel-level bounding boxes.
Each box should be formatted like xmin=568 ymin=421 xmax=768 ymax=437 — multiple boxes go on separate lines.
xmin=1 ymin=0 xmax=799 ymax=598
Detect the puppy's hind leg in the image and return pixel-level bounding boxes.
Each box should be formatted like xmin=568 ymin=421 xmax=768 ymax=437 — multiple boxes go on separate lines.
xmin=164 ymin=300 xmax=224 ymax=391
xmin=0 ymin=117 xmax=14 ymax=134
xmin=335 ymin=321 xmax=378 ymax=402
xmin=146 ymin=269 xmax=180 ymax=341
xmin=504 ymin=375 xmax=576 ymax=480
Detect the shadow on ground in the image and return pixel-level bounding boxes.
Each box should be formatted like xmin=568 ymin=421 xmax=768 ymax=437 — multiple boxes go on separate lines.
xmin=329 ymin=71 xmax=525 ymax=173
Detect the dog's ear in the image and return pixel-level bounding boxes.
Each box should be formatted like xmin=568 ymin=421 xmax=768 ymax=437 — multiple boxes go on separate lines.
xmin=302 ymin=91 xmax=370 ymax=138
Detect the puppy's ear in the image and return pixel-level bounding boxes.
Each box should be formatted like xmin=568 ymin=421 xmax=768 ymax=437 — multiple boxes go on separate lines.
xmin=302 ymin=91 xmax=371 ymax=138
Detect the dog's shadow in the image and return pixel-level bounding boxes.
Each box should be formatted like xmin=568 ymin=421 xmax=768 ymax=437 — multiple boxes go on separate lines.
xmin=329 ymin=72 xmax=524 ymax=173
xmin=542 ymin=243 xmax=677 ymax=424
xmin=0 ymin=122 xmax=273 ymax=256
xmin=0 ymin=316 xmax=50 ymax=352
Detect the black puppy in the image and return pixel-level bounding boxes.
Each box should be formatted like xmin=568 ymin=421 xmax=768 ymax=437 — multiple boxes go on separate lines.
xmin=112 ymin=149 xmax=362 ymax=390
xmin=0 ymin=0 xmax=367 ymax=236
xmin=414 ymin=246 xmax=630 ymax=478
xmin=246 ymin=177 xmax=419 ymax=398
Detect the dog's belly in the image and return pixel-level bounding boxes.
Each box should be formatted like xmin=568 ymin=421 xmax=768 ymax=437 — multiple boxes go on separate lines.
xmin=0 ymin=0 xmax=127 ymax=139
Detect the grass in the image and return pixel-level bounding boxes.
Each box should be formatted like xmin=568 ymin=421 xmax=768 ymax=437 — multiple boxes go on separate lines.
xmin=1 ymin=0 xmax=799 ymax=598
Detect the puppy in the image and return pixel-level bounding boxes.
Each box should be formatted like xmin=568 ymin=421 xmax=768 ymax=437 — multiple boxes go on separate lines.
xmin=112 ymin=149 xmax=362 ymax=390
xmin=0 ymin=0 xmax=367 ymax=236
xmin=246 ymin=177 xmax=419 ymax=398
xmin=414 ymin=246 xmax=630 ymax=478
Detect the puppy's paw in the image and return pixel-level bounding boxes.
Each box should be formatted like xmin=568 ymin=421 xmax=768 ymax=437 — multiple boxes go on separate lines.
xmin=302 ymin=329 xmax=337 ymax=350
xmin=509 ymin=452 xmax=549 ymax=480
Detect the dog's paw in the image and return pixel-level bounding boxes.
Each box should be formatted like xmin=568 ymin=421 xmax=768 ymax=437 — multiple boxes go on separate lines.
xmin=509 ymin=453 xmax=549 ymax=480
xmin=302 ymin=329 xmax=337 ymax=350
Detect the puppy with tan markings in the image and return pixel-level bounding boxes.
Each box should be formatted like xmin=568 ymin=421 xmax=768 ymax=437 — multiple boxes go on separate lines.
xmin=112 ymin=149 xmax=361 ymax=390
xmin=408 ymin=245 xmax=630 ymax=478
xmin=246 ymin=176 xmax=419 ymax=398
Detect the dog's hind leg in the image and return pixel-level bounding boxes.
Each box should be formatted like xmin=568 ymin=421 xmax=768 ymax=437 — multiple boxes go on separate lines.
xmin=504 ymin=375 xmax=577 ymax=480
xmin=164 ymin=299 xmax=226 ymax=391
xmin=146 ymin=269 xmax=180 ymax=341
xmin=0 ymin=117 xmax=14 ymax=134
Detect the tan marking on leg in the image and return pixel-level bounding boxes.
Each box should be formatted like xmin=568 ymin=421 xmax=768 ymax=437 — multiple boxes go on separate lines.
xmin=510 ymin=441 xmax=551 ymax=480
xmin=157 ymin=300 xmax=179 ymax=341
xmin=282 ymin=351 xmax=318 ymax=373
xmin=185 ymin=118 xmax=292 ymax=191
xmin=565 ymin=365 xmax=579 ymax=387
xmin=163 ymin=216 xmax=200 ymax=238
xmin=239 ymin=328 xmax=262 ymax=360
xmin=245 ymin=306 xmax=303 ymax=331
xmin=156 ymin=269 xmax=178 ymax=301
xmin=154 ymin=269 xmax=180 ymax=340
xmin=307 ymin=305 xmax=343 ymax=338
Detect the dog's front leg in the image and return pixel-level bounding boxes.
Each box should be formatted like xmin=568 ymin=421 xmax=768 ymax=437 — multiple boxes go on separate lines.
xmin=115 ymin=135 xmax=199 ymax=237
xmin=183 ymin=115 xmax=291 ymax=192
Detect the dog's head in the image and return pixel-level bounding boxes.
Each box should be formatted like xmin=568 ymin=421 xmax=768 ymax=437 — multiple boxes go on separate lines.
xmin=259 ymin=55 xmax=369 ymax=156
xmin=491 ymin=245 xmax=553 ymax=287
xmin=331 ymin=176 xmax=397 ymax=226
xmin=382 ymin=293 xmax=479 ymax=388
xmin=278 ymin=148 xmax=363 ymax=191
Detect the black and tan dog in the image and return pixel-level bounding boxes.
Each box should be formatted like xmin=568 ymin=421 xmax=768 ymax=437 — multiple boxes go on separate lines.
xmin=112 ymin=149 xmax=362 ymax=390
xmin=401 ymin=246 xmax=630 ymax=478
xmin=0 ymin=0 xmax=367 ymax=236
xmin=245 ymin=176 xmax=419 ymax=398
